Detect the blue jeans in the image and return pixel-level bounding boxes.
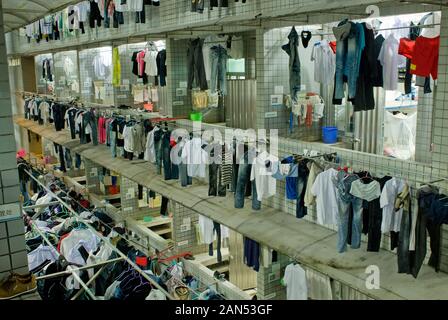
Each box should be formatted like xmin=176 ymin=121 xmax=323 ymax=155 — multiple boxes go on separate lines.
xmin=295 ymin=163 xmax=309 ymax=219
xmin=234 ymin=158 xmax=260 ymax=211
xmin=64 ymin=149 xmax=72 ymax=169
xmin=336 ymin=171 xmax=363 ymax=252
xmin=210 ymin=45 xmax=228 ymax=96
xmin=81 ymin=111 xmax=98 ymax=145
xmin=75 ymin=154 xmax=82 ymax=169
xmin=109 ymin=130 xmax=117 ymax=157
xmin=161 ymin=133 xmax=178 ymax=180
xmin=334 ymin=22 xmax=363 ymax=100
xmin=179 ymin=162 xmax=192 ymax=187
xmin=337 ymin=196 xmax=363 ymax=253
xmin=20 ymin=180 xmax=30 ymax=202
xmin=282 ymin=27 xmax=301 ymax=100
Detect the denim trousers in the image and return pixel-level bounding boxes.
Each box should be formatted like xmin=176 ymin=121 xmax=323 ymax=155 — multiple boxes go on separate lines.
xmin=75 ymin=154 xmax=82 ymax=169
xmin=154 ymin=137 xmax=162 ymax=175
xmin=67 ymin=110 xmax=77 ymax=139
xmin=209 ymin=163 xmax=226 ymax=197
xmin=398 ymin=209 xmax=412 ymax=273
xmin=191 ymin=0 xmax=205 ymax=12
xmin=20 ymin=180 xmax=30 ymax=202
xmin=281 ymin=29 xmax=301 ymax=99
xmin=81 ymin=112 xmax=98 ymax=145
xmin=187 ymin=38 xmax=208 ymax=90
xmin=161 ymin=133 xmax=178 ymax=180
xmin=210 ymin=45 xmax=228 ymax=96
xmin=334 ymin=23 xmax=360 ymax=100
xmin=64 ymin=149 xmax=73 ymax=169
xmin=295 ymin=163 xmax=309 ymax=219
xmin=179 ymin=162 xmax=192 ymax=187
xmin=109 ymin=130 xmax=117 ymax=158
xmin=209 ymin=222 xmax=222 ymax=262
xmin=337 ymin=196 xmax=363 ymax=253
xmin=234 ymin=161 xmax=260 ymax=210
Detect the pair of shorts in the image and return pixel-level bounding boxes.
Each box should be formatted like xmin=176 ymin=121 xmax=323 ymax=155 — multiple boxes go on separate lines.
xmin=410 ymin=36 xmax=440 ymax=80
xmin=398 ymin=38 xmax=415 ymax=59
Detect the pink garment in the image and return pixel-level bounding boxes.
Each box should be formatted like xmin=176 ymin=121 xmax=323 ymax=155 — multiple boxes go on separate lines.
xmin=98 ymin=117 xmax=106 ymax=144
xmin=137 ymin=51 xmax=146 ymax=77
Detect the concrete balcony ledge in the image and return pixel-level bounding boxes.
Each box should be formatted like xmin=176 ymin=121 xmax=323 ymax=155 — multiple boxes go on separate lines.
xmin=14 ymin=117 xmax=448 ymax=300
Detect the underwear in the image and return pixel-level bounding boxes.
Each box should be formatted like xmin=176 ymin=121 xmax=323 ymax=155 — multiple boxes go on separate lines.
xmin=301 ymin=31 xmax=312 ymax=48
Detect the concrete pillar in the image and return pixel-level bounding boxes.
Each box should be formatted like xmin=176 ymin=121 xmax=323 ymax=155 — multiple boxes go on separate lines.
xmin=0 ymin=1 xmax=29 ymax=279
xmin=430 ymin=9 xmax=448 ymax=273
xmin=119 ymin=176 xmax=139 ymax=214
xmin=170 ymin=201 xmax=207 ymax=255
xmin=84 ymin=158 xmax=102 ymax=195
xmin=256 ymin=253 xmax=289 ymax=300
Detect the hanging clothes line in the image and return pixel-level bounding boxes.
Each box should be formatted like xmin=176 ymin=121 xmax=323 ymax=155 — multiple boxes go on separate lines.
xmin=22 ymin=168 xmax=176 ymax=300
xmin=310 ymin=23 xmax=440 ymax=36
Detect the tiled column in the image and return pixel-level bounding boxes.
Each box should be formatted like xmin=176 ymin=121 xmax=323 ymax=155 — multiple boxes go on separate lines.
xmin=171 ymin=201 xmax=207 ymax=255
xmin=256 ymin=253 xmax=289 ymax=300
xmin=431 ymin=9 xmax=448 ymax=273
xmin=84 ymin=158 xmax=102 ymax=195
xmin=119 ymin=176 xmax=139 ymax=214
xmin=166 ymin=38 xmax=191 ymax=117
xmin=415 ymin=88 xmax=434 ymax=163
xmin=0 ymin=1 xmax=28 ymax=279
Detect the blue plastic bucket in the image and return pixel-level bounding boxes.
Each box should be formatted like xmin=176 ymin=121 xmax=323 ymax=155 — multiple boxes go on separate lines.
xmin=322 ymin=126 xmax=338 ymax=144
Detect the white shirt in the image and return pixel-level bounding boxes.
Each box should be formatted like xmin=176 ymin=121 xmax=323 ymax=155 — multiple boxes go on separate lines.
xmin=198 ymin=214 xmax=229 ymax=245
xmin=39 ymin=101 xmax=51 ymax=125
xmin=144 ymin=127 xmax=159 ymax=163
xmin=59 ymin=229 xmax=100 ymax=265
xmin=311 ymin=168 xmax=338 ymax=225
xmin=122 ymin=125 xmax=135 ymax=153
xmin=311 ymin=40 xmax=335 ymax=85
xmin=380 ymin=178 xmax=406 ymax=233
xmin=283 ymin=263 xmax=308 ymax=300
xmin=28 ymin=245 xmax=59 ymax=271
xmin=64 ymin=57 xmax=75 ymax=78
xmin=76 ymin=1 xmax=90 ymax=22
xmin=144 ymin=50 xmax=159 ymax=77
xmin=181 ymin=137 xmax=208 ymax=178
xmin=228 ymin=36 xmax=244 ymax=59
xmin=250 ymin=151 xmax=278 ymax=202
xmin=378 ymin=34 xmax=399 ymax=91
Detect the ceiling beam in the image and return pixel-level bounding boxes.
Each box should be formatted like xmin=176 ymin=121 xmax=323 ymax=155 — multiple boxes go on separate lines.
xmin=3 ymin=13 xmax=28 ymax=23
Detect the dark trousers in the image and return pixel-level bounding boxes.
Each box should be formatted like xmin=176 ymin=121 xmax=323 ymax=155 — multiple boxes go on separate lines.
xmin=366 ymin=200 xmax=382 ymax=252
xmin=295 ymin=164 xmax=309 ymax=218
xmin=234 ymin=160 xmax=260 ymax=210
xmin=427 ymin=219 xmax=441 ymax=272
xmin=398 ymin=209 xmax=411 ymax=273
xmin=136 ymin=5 xmax=146 ymax=23
xmin=210 ymin=0 xmax=229 ymax=8
xmin=209 ymin=163 xmax=226 ymax=197
xmin=161 ymin=135 xmax=178 ymax=180
xmin=67 ymin=111 xmax=77 ymax=139
xmin=113 ymin=11 xmax=124 ymax=28
xmin=191 ymin=0 xmax=205 ymax=12
xmin=81 ymin=112 xmax=98 ymax=145
xmin=160 ymin=196 xmax=169 ymax=216
xmin=209 ymin=222 xmax=222 ymax=262
xmin=187 ymin=38 xmax=208 ymax=90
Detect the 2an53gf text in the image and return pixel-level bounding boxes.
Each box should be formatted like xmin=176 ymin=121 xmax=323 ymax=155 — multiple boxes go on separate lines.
xmin=175 ymin=304 xmax=273 ymax=317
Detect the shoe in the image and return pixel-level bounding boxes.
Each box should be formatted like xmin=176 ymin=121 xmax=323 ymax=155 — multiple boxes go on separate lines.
xmin=0 ymin=272 xmax=37 ymax=300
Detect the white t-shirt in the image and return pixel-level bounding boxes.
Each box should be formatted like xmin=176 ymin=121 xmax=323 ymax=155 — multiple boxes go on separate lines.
xmin=283 ymin=263 xmax=308 ymax=300
xmin=380 ymin=178 xmax=406 ymax=233
xmin=378 ymin=34 xmax=399 ymax=91
xmin=250 ymin=151 xmax=278 ymax=202
xmin=76 ymin=1 xmax=90 ymax=22
xmin=122 ymin=125 xmax=135 ymax=153
xmin=350 ymin=179 xmax=381 ymax=202
xmin=144 ymin=50 xmax=159 ymax=77
xmin=311 ymin=168 xmax=338 ymax=225
xmin=311 ymin=40 xmax=335 ymax=85
xmin=228 ymin=36 xmax=244 ymax=59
